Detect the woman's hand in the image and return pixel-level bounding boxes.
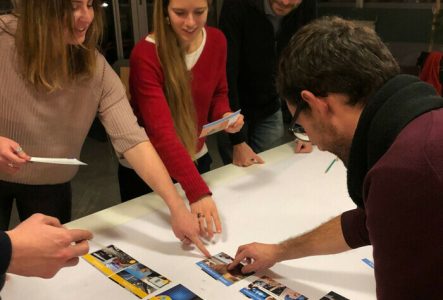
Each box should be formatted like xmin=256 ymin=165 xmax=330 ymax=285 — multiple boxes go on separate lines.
xmin=169 ymin=203 xmax=211 ymax=257
xmin=224 ymin=112 xmax=244 ymax=134
xmin=0 ymin=136 xmax=30 ymax=175
xmin=190 ymin=195 xmax=222 ymax=240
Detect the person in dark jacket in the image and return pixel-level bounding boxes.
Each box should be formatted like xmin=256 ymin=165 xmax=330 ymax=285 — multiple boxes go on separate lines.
xmin=217 ymin=0 xmax=317 ymax=167
xmin=228 ymin=17 xmax=443 ymax=299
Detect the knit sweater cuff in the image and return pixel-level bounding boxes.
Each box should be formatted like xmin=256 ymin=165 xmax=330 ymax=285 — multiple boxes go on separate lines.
xmin=341 ymin=208 xmax=371 ymax=249
xmin=183 ymin=177 xmax=212 ymax=204
xmin=0 ymin=231 xmax=12 ymax=276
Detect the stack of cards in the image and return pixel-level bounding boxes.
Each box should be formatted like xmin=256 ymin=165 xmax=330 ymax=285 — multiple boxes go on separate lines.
xmin=199 ymin=110 xmax=241 ymax=137
xmin=240 ymin=276 xmax=307 ymax=300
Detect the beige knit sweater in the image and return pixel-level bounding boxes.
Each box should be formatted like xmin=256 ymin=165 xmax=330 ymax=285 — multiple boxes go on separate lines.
xmin=0 ymin=15 xmax=147 ymax=185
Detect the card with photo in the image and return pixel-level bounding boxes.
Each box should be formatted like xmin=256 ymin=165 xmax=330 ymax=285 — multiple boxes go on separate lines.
xmin=149 ymin=284 xmax=203 ymax=300
xmin=319 ymin=291 xmax=349 ymax=300
xmin=240 ymin=276 xmax=308 ymax=300
xmin=196 ymin=252 xmax=252 ymax=286
xmin=199 ymin=110 xmax=241 ymax=137
xmin=83 ymin=245 xmax=171 ymax=299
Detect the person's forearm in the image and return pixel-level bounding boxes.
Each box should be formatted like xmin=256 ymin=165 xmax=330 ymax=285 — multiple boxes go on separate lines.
xmin=277 ymin=215 xmax=351 ymax=262
xmin=123 ymin=141 xmax=186 ymax=212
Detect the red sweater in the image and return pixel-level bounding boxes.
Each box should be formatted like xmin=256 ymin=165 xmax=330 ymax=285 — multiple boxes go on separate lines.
xmin=129 ymin=27 xmax=231 ymax=203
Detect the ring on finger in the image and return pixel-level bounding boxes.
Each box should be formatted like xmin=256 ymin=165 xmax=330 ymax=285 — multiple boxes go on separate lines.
xmin=15 ymin=146 xmax=23 ymax=153
xmin=8 ymin=162 xmax=14 ymax=168
xmin=197 ymin=212 xmax=205 ymax=219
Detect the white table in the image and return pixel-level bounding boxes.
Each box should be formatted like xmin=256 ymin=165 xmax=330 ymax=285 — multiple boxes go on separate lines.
xmin=2 ymin=143 xmax=376 ymax=299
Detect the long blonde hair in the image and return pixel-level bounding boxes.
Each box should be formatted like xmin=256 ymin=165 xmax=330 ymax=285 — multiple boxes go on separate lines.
xmin=13 ymin=0 xmax=103 ymax=92
xmin=153 ymin=0 xmax=210 ymax=158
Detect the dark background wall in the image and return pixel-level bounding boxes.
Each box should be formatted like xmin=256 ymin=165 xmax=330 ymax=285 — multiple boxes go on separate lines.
xmin=318 ymin=3 xmax=442 ymax=74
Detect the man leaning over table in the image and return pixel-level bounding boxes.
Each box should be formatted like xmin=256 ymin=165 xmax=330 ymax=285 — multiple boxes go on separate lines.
xmin=229 ymin=16 xmax=443 ymax=299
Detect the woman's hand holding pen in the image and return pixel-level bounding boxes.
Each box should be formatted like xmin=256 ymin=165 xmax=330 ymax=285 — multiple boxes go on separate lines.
xmin=0 ymin=136 xmax=30 ymax=175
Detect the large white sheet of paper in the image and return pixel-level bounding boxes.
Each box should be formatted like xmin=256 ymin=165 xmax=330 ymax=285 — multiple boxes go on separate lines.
xmin=30 ymin=157 xmax=87 ymax=165
xmin=3 ymin=146 xmax=375 ymax=300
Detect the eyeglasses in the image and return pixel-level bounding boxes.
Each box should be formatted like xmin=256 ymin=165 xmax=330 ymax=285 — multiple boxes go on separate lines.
xmin=288 ymin=100 xmax=310 ymax=142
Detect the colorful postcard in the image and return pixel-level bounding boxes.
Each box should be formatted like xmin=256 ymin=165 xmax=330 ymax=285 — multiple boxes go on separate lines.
xmin=240 ymin=276 xmax=308 ymax=300
xmin=149 ymin=284 xmax=202 ymax=300
xmin=199 ymin=110 xmax=241 ymax=137
xmin=196 ymin=252 xmax=252 ymax=286
xmin=83 ymin=245 xmax=171 ymax=299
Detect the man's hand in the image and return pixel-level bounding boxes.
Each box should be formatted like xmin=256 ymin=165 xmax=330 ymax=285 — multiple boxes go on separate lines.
xmin=170 ymin=204 xmax=211 ymax=257
xmin=233 ymin=142 xmax=264 ymax=167
xmin=228 ymin=242 xmax=283 ymax=274
xmin=293 ymin=139 xmax=313 ymax=153
xmin=0 ymin=137 xmax=30 ymax=175
xmin=6 ymin=213 xmax=92 ymax=278
xmin=229 ymin=216 xmax=351 ymax=274
xmin=190 ymin=196 xmax=222 ymax=240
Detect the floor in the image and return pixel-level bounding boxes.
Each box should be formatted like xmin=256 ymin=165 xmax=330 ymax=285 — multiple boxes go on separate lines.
xmin=9 ymin=124 xmax=293 ymax=228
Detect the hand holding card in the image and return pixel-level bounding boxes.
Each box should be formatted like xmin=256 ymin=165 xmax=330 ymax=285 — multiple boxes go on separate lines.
xmin=199 ymin=110 xmax=241 ymax=138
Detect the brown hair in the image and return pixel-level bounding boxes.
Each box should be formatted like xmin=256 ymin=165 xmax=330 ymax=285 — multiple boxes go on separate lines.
xmin=153 ymin=0 xmax=211 ymax=158
xmin=13 ymin=0 xmax=104 ymax=92
xmin=277 ymin=16 xmax=400 ymax=108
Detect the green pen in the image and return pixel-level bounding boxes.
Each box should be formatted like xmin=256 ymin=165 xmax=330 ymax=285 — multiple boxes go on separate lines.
xmin=325 ymin=157 xmax=338 ymax=173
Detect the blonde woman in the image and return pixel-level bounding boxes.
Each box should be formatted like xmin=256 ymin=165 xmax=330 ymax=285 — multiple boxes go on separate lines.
xmin=118 ymin=0 xmax=244 ymax=239
xmin=0 ymin=0 xmax=209 ymax=256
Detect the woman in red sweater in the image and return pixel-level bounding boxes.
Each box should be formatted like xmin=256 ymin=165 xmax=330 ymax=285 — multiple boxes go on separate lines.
xmin=118 ymin=0 xmax=244 ymax=242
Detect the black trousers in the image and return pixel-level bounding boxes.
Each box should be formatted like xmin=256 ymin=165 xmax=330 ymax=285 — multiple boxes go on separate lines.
xmin=118 ymin=152 xmax=212 ymax=202
xmin=0 ymin=181 xmax=72 ymax=230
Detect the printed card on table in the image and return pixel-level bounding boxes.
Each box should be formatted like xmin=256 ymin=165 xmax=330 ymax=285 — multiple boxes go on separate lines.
xmin=83 ymin=245 xmax=171 ymax=299
xmin=199 ymin=110 xmax=241 ymax=137
xmin=240 ymin=275 xmax=308 ymax=300
xmin=319 ymin=291 xmax=349 ymax=300
xmin=148 ymin=284 xmax=202 ymax=300
xmin=196 ymin=252 xmax=252 ymax=286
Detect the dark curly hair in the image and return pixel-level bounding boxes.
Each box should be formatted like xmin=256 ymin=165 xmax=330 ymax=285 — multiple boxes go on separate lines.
xmin=277 ymin=16 xmax=400 ymax=108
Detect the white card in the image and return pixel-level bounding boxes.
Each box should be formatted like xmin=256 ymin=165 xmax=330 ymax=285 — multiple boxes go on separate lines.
xmin=30 ymin=157 xmax=87 ymax=165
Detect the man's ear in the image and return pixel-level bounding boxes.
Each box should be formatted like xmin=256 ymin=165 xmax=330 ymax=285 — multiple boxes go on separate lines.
xmin=300 ymin=90 xmax=328 ymax=114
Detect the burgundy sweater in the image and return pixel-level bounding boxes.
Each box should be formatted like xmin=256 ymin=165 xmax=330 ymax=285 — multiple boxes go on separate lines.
xmin=342 ymin=75 xmax=443 ymax=299
xmin=129 ymin=27 xmax=231 ymax=203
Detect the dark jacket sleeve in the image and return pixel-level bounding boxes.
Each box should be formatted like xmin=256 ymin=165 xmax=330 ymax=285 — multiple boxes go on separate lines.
xmin=0 ymin=231 xmax=12 ymax=277
xmin=219 ymin=0 xmax=247 ymax=145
